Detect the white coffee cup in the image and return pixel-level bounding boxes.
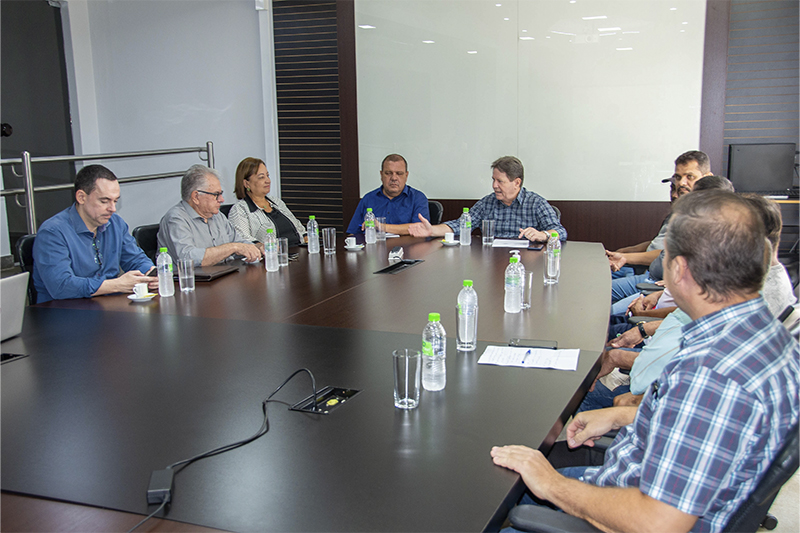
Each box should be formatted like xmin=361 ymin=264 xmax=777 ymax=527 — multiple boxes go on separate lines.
xmin=345 ymin=237 xmax=357 ymax=247
xmin=133 ymin=282 xmax=149 ymax=298
xmin=444 ymin=232 xmax=455 ymax=243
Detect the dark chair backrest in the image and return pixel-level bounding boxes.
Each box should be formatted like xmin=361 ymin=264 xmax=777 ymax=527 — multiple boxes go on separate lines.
xmin=15 ymin=234 xmax=37 ymax=305
xmin=552 ymin=205 xmax=561 ymax=221
xmin=219 ymin=204 xmax=233 ymax=217
xmin=132 ymin=224 xmax=160 ymax=263
xmin=428 ymin=200 xmax=443 ymax=225
xmin=723 ymin=421 xmax=799 ymax=532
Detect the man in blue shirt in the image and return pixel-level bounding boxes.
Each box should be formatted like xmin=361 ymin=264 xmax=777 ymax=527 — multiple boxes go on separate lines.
xmin=346 ymin=154 xmax=429 ymax=235
xmin=408 ymin=156 xmax=566 ymax=241
xmin=33 ymin=165 xmax=157 ymax=303
xmin=491 ymin=190 xmax=798 ymax=533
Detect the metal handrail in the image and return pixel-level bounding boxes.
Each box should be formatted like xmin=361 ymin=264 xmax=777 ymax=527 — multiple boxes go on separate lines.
xmin=1 ymin=141 xmax=214 ymax=233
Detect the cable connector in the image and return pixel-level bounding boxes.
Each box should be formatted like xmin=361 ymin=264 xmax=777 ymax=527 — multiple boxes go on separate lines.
xmin=147 ymin=468 xmax=173 ymax=505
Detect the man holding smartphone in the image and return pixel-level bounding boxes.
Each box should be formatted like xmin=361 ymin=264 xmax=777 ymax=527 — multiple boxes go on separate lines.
xmin=33 ymin=165 xmax=157 ymax=303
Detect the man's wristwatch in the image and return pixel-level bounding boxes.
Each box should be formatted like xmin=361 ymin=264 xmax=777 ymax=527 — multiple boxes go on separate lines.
xmin=636 ymin=321 xmax=650 ymax=339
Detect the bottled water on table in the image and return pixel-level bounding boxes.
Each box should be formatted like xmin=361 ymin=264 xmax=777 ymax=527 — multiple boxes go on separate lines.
xmin=307 ymin=215 xmax=320 ymax=254
xmin=157 ymin=247 xmax=174 ymax=297
xmin=364 ymin=208 xmax=377 ymax=244
xmin=459 ymin=208 xmax=472 ymax=245
xmin=510 ymin=250 xmax=528 ymax=309
xmin=422 ymin=312 xmax=446 ymax=391
xmin=456 ymin=280 xmax=478 ymax=351
xmin=504 ymin=256 xmax=522 ymax=313
xmin=264 ymin=228 xmax=279 ymax=272
xmin=544 ymin=231 xmax=561 ymax=285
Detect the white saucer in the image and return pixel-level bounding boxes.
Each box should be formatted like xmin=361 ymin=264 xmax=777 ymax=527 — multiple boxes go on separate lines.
xmin=441 ymin=240 xmax=460 ymax=247
xmin=128 ymin=293 xmax=157 ymax=302
xmin=345 ymin=244 xmax=364 ymax=251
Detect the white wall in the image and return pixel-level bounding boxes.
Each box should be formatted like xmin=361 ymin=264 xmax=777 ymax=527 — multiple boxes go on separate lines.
xmin=60 ymin=0 xmax=280 ymax=231
xmin=355 ymin=0 xmax=706 ymax=202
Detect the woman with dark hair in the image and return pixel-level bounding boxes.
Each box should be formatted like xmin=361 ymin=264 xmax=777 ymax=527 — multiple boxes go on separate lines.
xmin=227 ymin=157 xmax=306 ymax=246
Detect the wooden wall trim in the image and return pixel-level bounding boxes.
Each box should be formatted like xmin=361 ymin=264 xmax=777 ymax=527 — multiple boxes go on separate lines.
xmin=337 ymin=0 xmax=359 ymax=232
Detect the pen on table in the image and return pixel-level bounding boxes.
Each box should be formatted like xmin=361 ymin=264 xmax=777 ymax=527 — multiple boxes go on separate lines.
xmin=521 ymin=349 xmax=531 ymax=364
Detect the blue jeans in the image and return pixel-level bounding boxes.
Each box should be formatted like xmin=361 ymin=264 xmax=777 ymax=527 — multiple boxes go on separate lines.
xmin=501 ymin=467 xmax=595 ymax=532
xmin=576 ymin=381 xmax=631 ymax=413
xmin=611 ymin=273 xmax=651 ymax=302
xmin=611 ymin=266 xmax=635 ymax=279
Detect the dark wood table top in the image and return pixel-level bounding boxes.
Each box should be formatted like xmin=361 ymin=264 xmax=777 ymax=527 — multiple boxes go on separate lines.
xmin=2 ymin=237 xmax=611 ymax=532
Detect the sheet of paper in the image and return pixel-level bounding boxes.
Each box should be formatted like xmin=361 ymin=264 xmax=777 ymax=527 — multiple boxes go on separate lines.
xmin=385 ymin=233 xmax=400 ymax=238
xmin=492 ymin=239 xmax=530 ymax=248
xmin=477 ymin=345 xmax=580 ymax=371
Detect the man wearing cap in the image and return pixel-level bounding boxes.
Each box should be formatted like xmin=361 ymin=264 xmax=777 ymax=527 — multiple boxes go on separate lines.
xmin=606 ymin=150 xmax=712 ymax=302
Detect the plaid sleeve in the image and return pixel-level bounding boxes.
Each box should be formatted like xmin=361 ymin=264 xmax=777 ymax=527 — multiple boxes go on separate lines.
xmin=532 ymin=196 xmax=567 ymax=240
xmin=639 ymin=366 xmax=764 ymax=518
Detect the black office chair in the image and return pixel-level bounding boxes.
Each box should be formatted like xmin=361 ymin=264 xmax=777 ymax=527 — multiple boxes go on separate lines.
xmin=220 ymin=204 xmax=233 ymax=217
xmin=508 ymin=421 xmax=799 ymax=533
xmin=132 ymin=224 xmax=160 ymax=263
xmin=552 ymin=205 xmax=561 ymax=221
xmin=15 ymin=234 xmax=37 ymax=305
xmin=428 ymin=200 xmax=443 ymax=225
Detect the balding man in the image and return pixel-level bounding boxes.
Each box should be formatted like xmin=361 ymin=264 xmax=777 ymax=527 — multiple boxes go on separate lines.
xmin=158 ymin=164 xmax=262 ymax=266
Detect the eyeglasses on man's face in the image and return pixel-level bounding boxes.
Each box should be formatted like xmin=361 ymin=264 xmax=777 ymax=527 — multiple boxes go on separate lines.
xmin=197 ymin=190 xmax=224 ymax=201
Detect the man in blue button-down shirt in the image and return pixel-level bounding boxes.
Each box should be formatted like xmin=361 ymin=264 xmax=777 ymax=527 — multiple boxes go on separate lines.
xmin=346 ymin=154 xmax=430 ymax=236
xmin=32 ymin=165 xmax=157 ymax=303
xmin=408 ymin=156 xmax=566 ymax=242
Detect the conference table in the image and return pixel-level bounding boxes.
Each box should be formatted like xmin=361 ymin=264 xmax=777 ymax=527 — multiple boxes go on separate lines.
xmin=1 ymin=236 xmax=611 ymax=532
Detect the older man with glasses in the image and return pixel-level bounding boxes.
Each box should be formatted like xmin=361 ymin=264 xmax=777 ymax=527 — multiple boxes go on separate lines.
xmin=158 ymin=164 xmax=262 ymax=267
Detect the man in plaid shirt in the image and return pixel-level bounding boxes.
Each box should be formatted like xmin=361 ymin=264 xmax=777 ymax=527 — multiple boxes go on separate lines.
xmin=408 ymin=156 xmax=566 ymax=242
xmin=492 ymin=190 xmax=799 ymax=532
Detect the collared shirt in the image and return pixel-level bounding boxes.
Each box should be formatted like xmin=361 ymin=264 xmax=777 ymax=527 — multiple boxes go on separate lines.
xmin=157 ymin=200 xmax=251 ymax=266
xmin=585 ymin=298 xmax=799 ymax=532
xmin=32 ymin=204 xmax=153 ymax=303
xmin=346 ymin=185 xmax=429 ymax=235
xmin=444 ymin=188 xmax=567 ymax=240
xmin=628 ymin=308 xmax=691 ymax=395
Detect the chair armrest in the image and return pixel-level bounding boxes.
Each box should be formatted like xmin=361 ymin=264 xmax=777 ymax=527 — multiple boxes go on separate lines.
xmin=508 ymin=505 xmax=602 ymax=532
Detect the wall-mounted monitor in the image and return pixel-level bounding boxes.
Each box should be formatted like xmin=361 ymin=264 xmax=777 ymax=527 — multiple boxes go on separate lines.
xmin=727 ymin=143 xmax=797 ymax=195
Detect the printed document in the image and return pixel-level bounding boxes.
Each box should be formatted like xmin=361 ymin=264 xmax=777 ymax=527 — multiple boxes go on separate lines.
xmin=478 ymin=346 xmax=580 ymax=371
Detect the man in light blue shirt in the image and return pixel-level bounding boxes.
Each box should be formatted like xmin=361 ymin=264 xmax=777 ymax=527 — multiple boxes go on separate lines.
xmin=33 ymin=165 xmax=156 ymax=303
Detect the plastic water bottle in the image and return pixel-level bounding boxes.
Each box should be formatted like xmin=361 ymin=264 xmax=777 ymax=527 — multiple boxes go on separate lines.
xmin=456 ymin=280 xmax=478 ymax=351
xmin=157 ymin=247 xmax=174 ymax=297
xmin=307 ymin=215 xmax=320 ymax=254
xmin=504 ymin=256 xmax=522 ymax=313
xmin=544 ymin=231 xmax=561 ymax=285
xmin=264 ymin=228 xmax=279 ymax=272
xmin=422 ymin=312 xmax=446 ymax=391
xmin=511 ymin=250 xmax=528 ymax=309
xmin=364 ymin=208 xmax=377 ymax=244
xmin=459 ymin=208 xmax=472 ymax=246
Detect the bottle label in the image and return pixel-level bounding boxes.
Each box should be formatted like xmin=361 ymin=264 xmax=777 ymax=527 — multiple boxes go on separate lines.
xmin=422 ymin=340 xmax=433 ymax=357
xmin=365 ymin=221 xmax=374 ymax=227
xmin=465 ymin=221 xmax=471 ymax=228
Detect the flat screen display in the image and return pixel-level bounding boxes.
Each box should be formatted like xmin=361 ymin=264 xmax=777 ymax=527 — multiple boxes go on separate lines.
xmin=727 ymin=143 xmax=797 ymax=194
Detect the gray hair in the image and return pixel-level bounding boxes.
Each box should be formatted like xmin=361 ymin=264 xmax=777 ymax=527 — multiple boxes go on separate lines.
xmin=491 ymin=156 xmax=524 ymax=186
xmin=181 ymin=164 xmax=221 ymax=202
xmin=666 ymin=190 xmax=767 ymax=303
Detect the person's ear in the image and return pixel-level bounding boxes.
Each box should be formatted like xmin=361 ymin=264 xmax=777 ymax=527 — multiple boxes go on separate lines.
xmin=75 ymin=190 xmax=87 ymax=205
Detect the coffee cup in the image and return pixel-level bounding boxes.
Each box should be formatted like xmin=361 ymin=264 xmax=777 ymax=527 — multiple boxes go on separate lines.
xmin=444 ymin=232 xmax=455 ymax=243
xmin=133 ymin=282 xmax=149 ymax=298
xmin=345 ymin=237 xmax=356 ymax=247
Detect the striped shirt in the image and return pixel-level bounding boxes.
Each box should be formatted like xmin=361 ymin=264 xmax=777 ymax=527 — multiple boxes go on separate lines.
xmin=585 ymin=297 xmax=799 ymax=532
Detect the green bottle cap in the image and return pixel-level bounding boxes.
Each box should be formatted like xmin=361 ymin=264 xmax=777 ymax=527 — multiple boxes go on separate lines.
xmin=428 ymin=312 xmax=440 ymax=322
xmin=510 ymin=257 xmax=518 ymax=263
xmin=463 ymin=280 xmax=473 ymax=287
xmin=309 ymin=215 xmax=315 ymax=220
xmin=267 ymin=228 xmax=274 ymax=234
xmin=551 ymin=231 xmax=558 ymax=238
xmin=367 ymin=207 xmax=373 ymax=212
xmin=159 ymin=247 xmax=167 ymax=253
xmin=462 ymin=207 xmax=469 ymax=213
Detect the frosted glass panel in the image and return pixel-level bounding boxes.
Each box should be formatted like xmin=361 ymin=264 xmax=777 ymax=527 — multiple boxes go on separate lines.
xmin=355 ymin=0 xmax=706 ymax=202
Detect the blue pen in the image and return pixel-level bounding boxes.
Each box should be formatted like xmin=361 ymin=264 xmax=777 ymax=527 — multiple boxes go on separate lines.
xmin=521 ymin=349 xmax=531 ymax=364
